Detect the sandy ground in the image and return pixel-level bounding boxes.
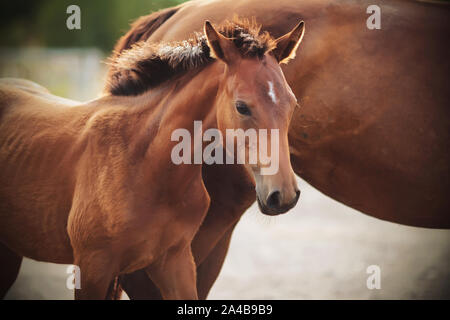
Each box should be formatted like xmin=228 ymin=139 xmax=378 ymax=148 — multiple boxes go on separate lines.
xmin=5 ymin=178 xmax=450 ymax=300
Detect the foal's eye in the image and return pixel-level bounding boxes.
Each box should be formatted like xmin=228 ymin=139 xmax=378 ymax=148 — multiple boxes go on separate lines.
xmin=235 ymin=101 xmax=251 ymax=116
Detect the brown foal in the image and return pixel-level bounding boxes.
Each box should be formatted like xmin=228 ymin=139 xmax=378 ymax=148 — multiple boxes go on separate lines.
xmin=0 ymin=19 xmax=304 ymax=299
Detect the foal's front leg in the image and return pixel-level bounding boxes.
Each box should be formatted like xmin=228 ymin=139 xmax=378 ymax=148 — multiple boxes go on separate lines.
xmin=146 ymin=245 xmax=198 ymax=300
xmin=73 ymin=250 xmax=117 ymax=300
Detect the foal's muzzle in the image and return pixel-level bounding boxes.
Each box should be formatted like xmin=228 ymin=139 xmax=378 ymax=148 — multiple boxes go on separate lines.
xmin=257 ymin=189 xmax=300 ymax=216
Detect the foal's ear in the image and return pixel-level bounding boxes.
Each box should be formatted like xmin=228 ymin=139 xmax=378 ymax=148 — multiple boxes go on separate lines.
xmin=204 ymin=20 xmax=239 ymax=64
xmin=273 ymin=21 xmax=305 ymax=64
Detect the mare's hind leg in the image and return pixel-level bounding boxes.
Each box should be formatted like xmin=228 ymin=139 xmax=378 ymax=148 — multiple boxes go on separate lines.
xmin=0 ymin=242 xmax=23 ymax=299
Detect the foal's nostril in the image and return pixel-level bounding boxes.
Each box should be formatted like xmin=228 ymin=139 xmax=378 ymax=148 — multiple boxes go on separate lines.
xmin=295 ymin=190 xmax=301 ymax=201
xmin=266 ymin=191 xmax=281 ymax=209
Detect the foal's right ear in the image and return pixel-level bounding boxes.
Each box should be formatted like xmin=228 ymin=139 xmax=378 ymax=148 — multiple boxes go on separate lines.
xmin=204 ymin=20 xmax=239 ymax=64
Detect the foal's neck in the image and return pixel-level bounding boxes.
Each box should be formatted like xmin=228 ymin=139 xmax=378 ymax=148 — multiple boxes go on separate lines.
xmin=127 ymin=62 xmax=223 ymax=187
xmin=161 ymin=63 xmax=222 ymax=132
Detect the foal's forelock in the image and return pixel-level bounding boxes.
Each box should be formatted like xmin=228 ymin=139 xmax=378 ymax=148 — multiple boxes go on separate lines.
xmin=105 ymin=17 xmax=277 ymax=97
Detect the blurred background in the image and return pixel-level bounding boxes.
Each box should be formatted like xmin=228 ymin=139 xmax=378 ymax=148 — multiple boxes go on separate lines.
xmin=0 ymin=0 xmax=185 ymax=100
xmin=1 ymin=0 xmax=449 ymax=299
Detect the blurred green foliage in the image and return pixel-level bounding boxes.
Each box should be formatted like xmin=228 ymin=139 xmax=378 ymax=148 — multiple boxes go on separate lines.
xmin=0 ymin=0 xmax=186 ymax=52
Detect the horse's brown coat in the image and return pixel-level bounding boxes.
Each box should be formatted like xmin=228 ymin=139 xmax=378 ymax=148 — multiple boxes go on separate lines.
xmin=104 ymin=0 xmax=450 ymax=299
xmin=0 ymin=20 xmax=303 ymax=299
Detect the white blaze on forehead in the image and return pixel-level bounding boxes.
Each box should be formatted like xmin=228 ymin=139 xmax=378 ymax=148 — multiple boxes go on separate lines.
xmin=267 ymin=81 xmax=277 ymax=104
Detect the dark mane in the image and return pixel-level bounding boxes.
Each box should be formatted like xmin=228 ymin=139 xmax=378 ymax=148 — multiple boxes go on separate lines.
xmin=105 ymin=17 xmax=276 ymax=96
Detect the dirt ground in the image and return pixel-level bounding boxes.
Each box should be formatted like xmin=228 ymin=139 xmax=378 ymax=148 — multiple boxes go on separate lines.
xmin=5 ymin=178 xmax=450 ymax=300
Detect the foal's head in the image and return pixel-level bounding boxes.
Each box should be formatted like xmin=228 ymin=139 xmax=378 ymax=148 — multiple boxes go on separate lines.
xmin=204 ymin=19 xmax=305 ymax=215
xmin=107 ymin=18 xmax=305 ymax=215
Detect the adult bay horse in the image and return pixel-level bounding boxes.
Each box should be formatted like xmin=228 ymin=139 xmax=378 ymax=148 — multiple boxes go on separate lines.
xmin=0 ymin=19 xmax=304 ymax=299
xmin=105 ymin=0 xmax=450 ymax=299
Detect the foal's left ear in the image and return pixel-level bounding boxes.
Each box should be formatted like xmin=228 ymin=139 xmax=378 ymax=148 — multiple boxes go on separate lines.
xmin=204 ymin=20 xmax=239 ymax=64
xmin=273 ymin=21 xmax=305 ymax=64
